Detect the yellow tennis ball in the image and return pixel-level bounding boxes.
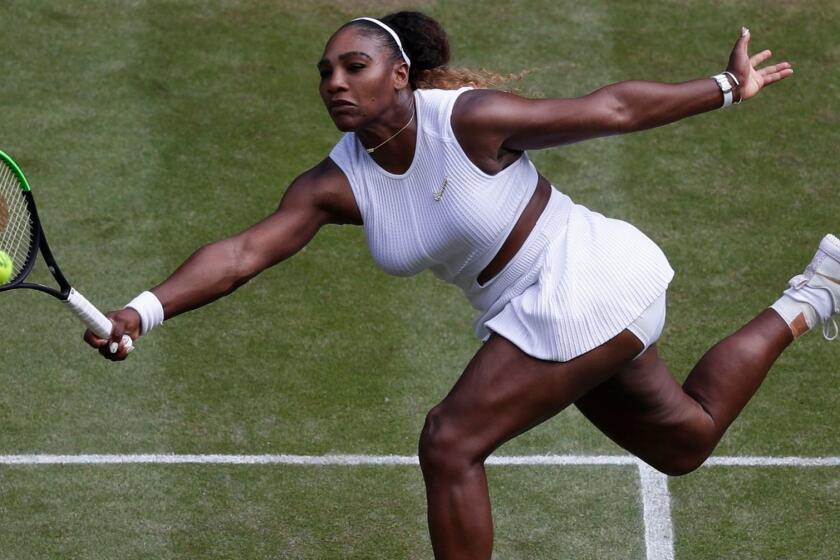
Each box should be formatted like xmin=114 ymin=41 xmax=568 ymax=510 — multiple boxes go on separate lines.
xmin=0 ymin=250 xmax=13 ymax=284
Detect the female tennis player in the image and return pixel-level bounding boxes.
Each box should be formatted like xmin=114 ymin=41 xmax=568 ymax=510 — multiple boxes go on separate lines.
xmin=86 ymin=12 xmax=838 ymax=559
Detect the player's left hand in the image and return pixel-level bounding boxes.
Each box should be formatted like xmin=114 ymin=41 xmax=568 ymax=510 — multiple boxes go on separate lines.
xmin=726 ymin=27 xmax=793 ymax=102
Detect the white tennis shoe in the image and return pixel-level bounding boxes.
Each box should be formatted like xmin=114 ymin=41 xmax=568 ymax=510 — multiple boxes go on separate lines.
xmin=788 ymin=234 xmax=840 ymax=340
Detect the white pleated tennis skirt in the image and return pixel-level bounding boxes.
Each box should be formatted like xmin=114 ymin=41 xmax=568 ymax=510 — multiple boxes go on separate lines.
xmin=465 ymin=187 xmax=674 ymax=362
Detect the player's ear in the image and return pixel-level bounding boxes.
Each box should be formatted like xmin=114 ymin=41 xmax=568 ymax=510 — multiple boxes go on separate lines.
xmin=393 ymin=61 xmax=410 ymax=90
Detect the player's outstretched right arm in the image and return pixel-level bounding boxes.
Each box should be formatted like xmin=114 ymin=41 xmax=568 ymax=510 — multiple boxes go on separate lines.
xmin=148 ymin=158 xmax=359 ymax=320
xmin=85 ymin=158 xmax=359 ymax=360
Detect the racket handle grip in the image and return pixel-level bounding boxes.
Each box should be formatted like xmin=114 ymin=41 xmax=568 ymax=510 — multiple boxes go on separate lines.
xmin=66 ymin=288 xmax=134 ymax=351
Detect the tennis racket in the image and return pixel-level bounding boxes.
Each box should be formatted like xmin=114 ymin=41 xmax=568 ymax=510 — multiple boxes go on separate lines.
xmin=0 ymin=149 xmax=132 ymax=352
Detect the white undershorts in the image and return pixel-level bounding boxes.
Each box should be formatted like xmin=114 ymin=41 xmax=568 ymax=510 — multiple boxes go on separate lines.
xmin=626 ymin=291 xmax=667 ymax=359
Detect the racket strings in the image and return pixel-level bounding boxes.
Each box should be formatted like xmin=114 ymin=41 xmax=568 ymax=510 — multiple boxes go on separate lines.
xmin=0 ymin=163 xmax=35 ymax=280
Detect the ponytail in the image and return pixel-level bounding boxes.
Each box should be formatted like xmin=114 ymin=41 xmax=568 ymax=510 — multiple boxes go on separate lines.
xmin=347 ymin=11 xmax=511 ymax=90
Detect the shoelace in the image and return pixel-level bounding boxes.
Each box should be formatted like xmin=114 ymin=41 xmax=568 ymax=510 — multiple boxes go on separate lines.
xmin=823 ymin=318 xmax=839 ymax=341
xmin=790 ymin=249 xmax=839 ymax=340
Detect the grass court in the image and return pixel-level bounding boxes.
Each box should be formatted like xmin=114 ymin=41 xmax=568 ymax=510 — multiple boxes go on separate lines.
xmin=0 ymin=1 xmax=838 ymax=558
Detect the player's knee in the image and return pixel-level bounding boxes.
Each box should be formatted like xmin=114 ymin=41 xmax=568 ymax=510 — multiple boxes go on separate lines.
xmin=651 ymin=455 xmax=705 ymax=477
xmin=647 ymin=439 xmax=716 ymax=476
xmin=418 ymin=405 xmax=480 ymax=477
xmin=645 ymin=409 xmax=719 ymax=476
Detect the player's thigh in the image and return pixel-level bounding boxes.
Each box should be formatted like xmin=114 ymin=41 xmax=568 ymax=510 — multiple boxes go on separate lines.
xmin=424 ymin=329 xmax=643 ymax=458
xmin=574 ymin=344 xmax=715 ymax=467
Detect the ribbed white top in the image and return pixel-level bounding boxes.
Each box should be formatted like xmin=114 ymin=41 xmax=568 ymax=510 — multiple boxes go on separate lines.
xmin=330 ymin=87 xmax=674 ymax=361
xmin=329 ymin=87 xmax=539 ymax=294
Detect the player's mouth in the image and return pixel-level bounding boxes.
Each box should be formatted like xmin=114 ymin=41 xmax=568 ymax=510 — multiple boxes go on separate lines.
xmin=328 ymin=99 xmax=356 ymax=113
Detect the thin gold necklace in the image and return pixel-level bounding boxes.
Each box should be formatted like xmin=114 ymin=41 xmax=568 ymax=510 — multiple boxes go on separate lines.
xmin=365 ymin=110 xmax=415 ymax=154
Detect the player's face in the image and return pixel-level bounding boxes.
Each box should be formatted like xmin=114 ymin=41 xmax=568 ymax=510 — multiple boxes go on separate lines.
xmin=317 ymin=27 xmax=408 ymax=131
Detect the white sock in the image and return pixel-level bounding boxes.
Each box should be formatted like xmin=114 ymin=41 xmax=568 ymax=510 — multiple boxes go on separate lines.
xmin=785 ymin=285 xmax=834 ymax=320
xmin=770 ymin=293 xmax=821 ymax=338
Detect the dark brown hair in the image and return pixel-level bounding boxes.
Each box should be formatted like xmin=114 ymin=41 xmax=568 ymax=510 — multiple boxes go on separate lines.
xmin=344 ymin=11 xmax=506 ymax=90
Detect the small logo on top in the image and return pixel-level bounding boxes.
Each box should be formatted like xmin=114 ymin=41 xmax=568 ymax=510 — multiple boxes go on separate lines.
xmin=433 ymin=176 xmax=448 ymax=201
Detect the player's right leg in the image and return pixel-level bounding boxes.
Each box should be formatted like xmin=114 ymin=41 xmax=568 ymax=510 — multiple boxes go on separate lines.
xmin=419 ymin=328 xmax=642 ymax=559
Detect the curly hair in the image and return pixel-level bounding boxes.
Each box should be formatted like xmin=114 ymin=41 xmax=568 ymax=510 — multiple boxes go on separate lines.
xmin=344 ymin=11 xmax=508 ymax=90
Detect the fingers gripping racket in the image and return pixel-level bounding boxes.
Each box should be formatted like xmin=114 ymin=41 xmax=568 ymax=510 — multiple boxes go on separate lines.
xmin=0 ymin=150 xmax=132 ymax=351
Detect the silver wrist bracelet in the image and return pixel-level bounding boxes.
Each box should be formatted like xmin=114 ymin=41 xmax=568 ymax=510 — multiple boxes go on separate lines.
xmin=711 ymin=73 xmax=734 ymax=108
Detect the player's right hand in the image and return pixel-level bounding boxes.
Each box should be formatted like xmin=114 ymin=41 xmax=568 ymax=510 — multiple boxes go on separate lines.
xmin=84 ymin=308 xmax=141 ymax=361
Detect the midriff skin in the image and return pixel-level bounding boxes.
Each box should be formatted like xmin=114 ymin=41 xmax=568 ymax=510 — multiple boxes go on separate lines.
xmin=476 ymin=173 xmax=551 ymax=286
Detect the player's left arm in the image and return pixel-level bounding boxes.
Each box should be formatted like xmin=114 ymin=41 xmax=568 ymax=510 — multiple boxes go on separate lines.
xmin=454 ymin=28 xmax=792 ymax=152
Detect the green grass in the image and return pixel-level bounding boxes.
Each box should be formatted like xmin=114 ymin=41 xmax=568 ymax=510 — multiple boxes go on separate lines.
xmin=0 ymin=0 xmax=838 ymax=558
xmin=0 ymin=465 xmax=646 ymax=560
xmin=671 ymin=467 xmax=840 ymax=560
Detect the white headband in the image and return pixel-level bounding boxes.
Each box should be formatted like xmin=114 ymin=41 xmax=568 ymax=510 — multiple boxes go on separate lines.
xmin=351 ymin=17 xmax=411 ymax=67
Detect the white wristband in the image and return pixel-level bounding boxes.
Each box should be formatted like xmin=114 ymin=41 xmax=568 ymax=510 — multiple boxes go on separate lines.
xmin=125 ymin=291 xmax=165 ymax=336
xmin=712 ymin=73 xmax=733 ymax=108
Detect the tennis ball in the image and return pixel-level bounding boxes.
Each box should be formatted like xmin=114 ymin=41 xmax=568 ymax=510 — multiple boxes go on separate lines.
xmin=0 ymin=250 xmax=12 ymax=284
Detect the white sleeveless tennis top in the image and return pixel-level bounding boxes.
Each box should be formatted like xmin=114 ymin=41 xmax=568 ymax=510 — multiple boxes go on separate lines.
xmin=329 ymin=87 xmax=674 ymax=361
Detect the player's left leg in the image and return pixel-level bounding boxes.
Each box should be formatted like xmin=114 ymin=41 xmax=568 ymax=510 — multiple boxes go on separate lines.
xmin=576 ymin=234 xmax=840 ymax=474
xmin=575 ymin=310 xmax=792 ymax=475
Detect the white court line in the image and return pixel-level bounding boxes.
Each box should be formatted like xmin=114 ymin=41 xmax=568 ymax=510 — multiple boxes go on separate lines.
xmin=638 ymin=463 xmax=675 ymax=560
xmin=2 ymin=454 xmax=836 ymax=560
xmin=0 ymin=454 xmax=635 ymax=465
xmin=704 ymin=456 xmax=840 ymax=467
xmin=0 ymin=454 xmax=420 ymax=465
xmin=1 ymin=454 xmax=838 ymax=466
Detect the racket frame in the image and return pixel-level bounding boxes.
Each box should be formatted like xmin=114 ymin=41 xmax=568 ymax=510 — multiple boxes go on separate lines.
xmin=0 ymin=151 xmax=70 ymax=297
xmin=0 ymin=150 xmax=131 ymax=347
